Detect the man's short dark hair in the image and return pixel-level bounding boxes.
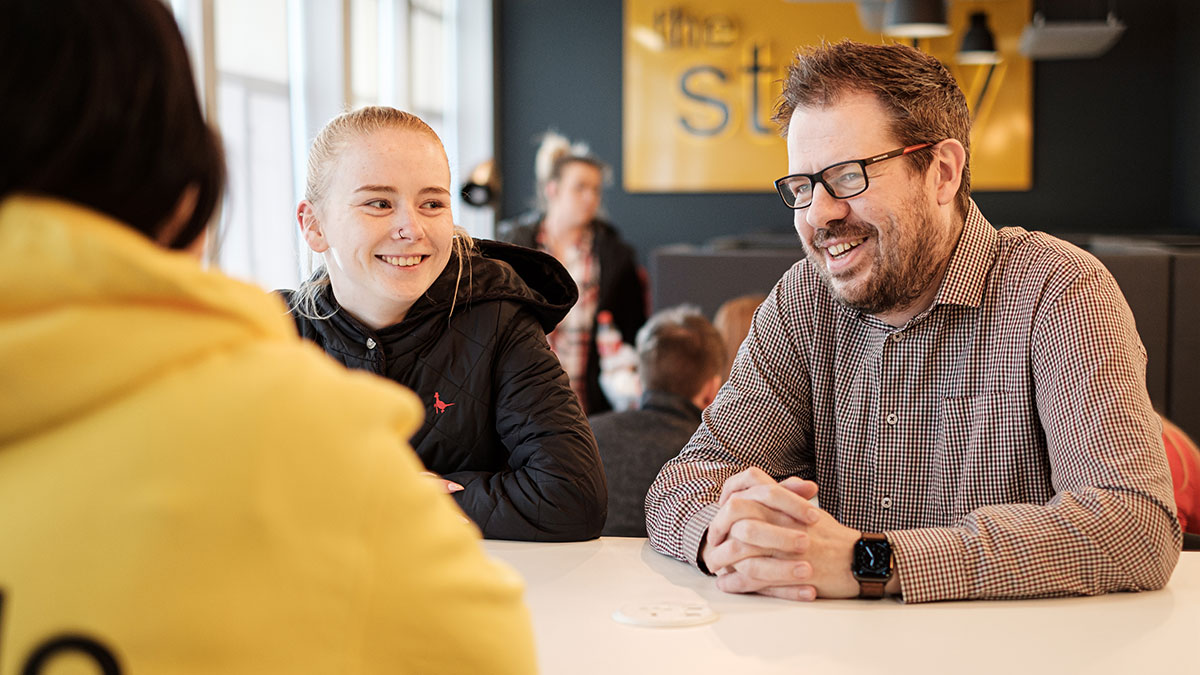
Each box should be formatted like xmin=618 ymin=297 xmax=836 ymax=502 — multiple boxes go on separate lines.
xmin=636 ymin=306 xmax=727 ymax=400
xmin=0 ymin=0 xmax=225 ymax=250
xmin=773 ymin=40 xmax=972 ymax=217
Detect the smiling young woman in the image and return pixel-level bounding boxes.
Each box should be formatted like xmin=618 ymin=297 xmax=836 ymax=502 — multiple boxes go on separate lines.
xmin=281 ymin=107 xmax=607 ymax=542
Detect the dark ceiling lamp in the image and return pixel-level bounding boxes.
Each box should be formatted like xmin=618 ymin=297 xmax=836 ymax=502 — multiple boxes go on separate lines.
xmin=883 ymin=0 xmax=952 ymax=39
xmin=957 ymin=11 xmax=1002 ymax=65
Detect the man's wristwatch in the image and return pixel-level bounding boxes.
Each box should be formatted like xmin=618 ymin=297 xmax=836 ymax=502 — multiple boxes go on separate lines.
xmin=852 ymin=532 xmax=893 ymax=598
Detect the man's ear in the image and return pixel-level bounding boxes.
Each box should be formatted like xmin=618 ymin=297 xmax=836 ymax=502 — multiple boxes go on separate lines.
xmin=694 ymin=374 xmax=723 ymax=410
xmin=297 ymin=201 xmax=329 ymax=253
xmin=544 ymin=179 xmax=560 ymax=202
xmin=930 ymin=139 xmax=967 ymax=208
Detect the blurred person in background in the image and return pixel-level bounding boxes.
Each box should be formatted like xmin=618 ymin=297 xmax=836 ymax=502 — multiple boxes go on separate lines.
xmin=590 ymin=306 xmax=727 ymax=537
xmin=713 ymin=293 xmax=768 ymax=377
xmin=0 ymin=2 xmax=535 ymax=671
xmin=283 ymin=107 xmax=606 ymax=542
xmin=1161 ymin=416 xmax=1200 ymax=547
xmin=498 ymin=131 xmax=647 ymax=414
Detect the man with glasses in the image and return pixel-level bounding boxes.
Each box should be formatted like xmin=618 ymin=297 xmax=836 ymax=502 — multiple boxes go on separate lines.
xmin=646 ymin=40 xmax=1180 ymax=602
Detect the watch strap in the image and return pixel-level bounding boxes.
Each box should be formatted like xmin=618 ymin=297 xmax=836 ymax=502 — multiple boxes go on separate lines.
xmin=858 ymin=580 xmax=886 ymax=599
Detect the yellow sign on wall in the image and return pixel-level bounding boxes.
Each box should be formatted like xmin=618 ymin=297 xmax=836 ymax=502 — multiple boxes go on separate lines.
xmin=623 ymin=0 xmax=1032 ymax=192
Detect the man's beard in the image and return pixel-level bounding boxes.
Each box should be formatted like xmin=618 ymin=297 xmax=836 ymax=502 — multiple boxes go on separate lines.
xmin=805 ymin=195 xmax=950 ymax=317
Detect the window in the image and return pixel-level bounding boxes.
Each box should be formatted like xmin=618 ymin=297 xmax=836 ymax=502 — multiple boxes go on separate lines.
xmin=170 ymin=0 xmax=494 ymax=291
xmin=213 ymin=0 xmax=295 ymax=291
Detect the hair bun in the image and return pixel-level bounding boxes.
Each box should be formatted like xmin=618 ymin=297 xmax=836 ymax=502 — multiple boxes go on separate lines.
xmin=535 ymin=130 xmax=591 ymax=185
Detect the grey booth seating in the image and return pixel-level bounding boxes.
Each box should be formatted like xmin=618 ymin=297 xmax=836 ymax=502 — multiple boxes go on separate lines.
xmin=651 ymin=234 xmax=1200 ymax=440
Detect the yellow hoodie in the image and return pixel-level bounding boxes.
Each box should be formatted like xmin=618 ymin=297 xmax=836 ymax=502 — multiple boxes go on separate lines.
xmin=0 ymin=197 xmax=536 ymax=674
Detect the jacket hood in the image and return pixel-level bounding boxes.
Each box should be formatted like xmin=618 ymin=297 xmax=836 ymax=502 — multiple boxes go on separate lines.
xmin=347 ymin=239 xmax=577 ymax=334
xmin=0 ymin=196 xmax=295 ymax=445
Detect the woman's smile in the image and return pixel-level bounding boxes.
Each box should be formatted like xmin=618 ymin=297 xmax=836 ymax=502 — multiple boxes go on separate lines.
xmin=377 ymin=254 xmax=428 ymax=267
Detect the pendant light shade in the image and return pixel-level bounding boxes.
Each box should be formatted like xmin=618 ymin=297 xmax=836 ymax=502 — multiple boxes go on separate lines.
xmin=1019 ymin=11 xmax=1127 ymax=60
xmin=883 ymin=0 xmax=951 ymax=39
xmin=957 ymin=11 xmax=1002 ymax=65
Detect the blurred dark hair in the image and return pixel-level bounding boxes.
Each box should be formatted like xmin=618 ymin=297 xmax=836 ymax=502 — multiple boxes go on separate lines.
xmin=0 ymin=0 xmax=225 ymax=249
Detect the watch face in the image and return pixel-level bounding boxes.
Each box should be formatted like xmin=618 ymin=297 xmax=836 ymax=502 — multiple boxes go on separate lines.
xmin=853 ymin=539 xmax=892 ymax=580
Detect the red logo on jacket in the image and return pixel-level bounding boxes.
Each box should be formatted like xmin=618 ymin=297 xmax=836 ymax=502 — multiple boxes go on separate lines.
xmin=433 ymin=392 xmax=456 ymax=414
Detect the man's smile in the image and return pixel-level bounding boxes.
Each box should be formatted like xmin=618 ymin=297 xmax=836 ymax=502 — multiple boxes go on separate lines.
xmin=823 ymin=237 xmax=866 ymax=259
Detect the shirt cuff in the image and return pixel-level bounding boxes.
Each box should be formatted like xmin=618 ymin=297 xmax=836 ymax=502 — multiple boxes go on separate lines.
xmin=682 ymin=502 xmax=720 ymax=573
xmin=886 ymin=527 xmax=971 ymax=603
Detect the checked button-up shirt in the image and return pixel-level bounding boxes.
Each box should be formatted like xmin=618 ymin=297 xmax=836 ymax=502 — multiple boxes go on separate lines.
xmin=646 ymin=201 xmax=1181 ymax=603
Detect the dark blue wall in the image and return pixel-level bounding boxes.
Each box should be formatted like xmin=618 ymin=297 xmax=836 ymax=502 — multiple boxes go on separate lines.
xmin=497 ymin=0 xmax=1200 ymax=262
xmin=1174 ymin=0 xmax=1200 ymax=230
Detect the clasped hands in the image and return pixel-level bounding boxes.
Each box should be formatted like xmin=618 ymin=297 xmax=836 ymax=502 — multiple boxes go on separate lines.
xmin=701 ymin=467 xmax=861 ymax=601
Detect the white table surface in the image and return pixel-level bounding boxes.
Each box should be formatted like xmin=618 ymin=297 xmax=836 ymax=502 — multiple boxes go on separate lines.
xmin=484 ymin=538 xmax=1199 ymax=674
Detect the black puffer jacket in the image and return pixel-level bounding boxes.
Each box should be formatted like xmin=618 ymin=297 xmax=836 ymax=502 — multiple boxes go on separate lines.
xmin=280 ymin=240 xmax=607 ymax=541
xmin=497 ymin=214 xmax=647 ymax=415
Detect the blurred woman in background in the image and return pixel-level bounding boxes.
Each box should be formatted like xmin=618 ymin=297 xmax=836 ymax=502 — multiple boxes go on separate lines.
xmin=498 ymin=132 xmax=647 ymax=415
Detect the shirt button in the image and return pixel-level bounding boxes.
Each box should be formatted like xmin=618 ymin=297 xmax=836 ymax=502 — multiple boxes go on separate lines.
xmin=885 ymin=413 xmax=898 ymax=425
xmin=366 ymin=338 xmax=377 ymax=350
xmin=891 ymin=332 xmax=903 ymax=342
xmin=881 ymin=496 xmax=893 ymax=509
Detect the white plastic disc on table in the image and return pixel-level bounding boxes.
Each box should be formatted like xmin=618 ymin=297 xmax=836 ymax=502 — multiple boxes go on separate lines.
xmin=612 ymin=601 xmax=718 ymax=628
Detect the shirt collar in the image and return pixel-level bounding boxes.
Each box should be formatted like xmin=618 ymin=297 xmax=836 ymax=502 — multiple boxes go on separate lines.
xmin=932 ymin=199 xmax=999 ymax=310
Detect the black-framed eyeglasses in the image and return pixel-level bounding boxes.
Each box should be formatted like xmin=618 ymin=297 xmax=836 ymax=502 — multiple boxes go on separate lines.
xmin=773 ymin=142 xmax=939 ymax=210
